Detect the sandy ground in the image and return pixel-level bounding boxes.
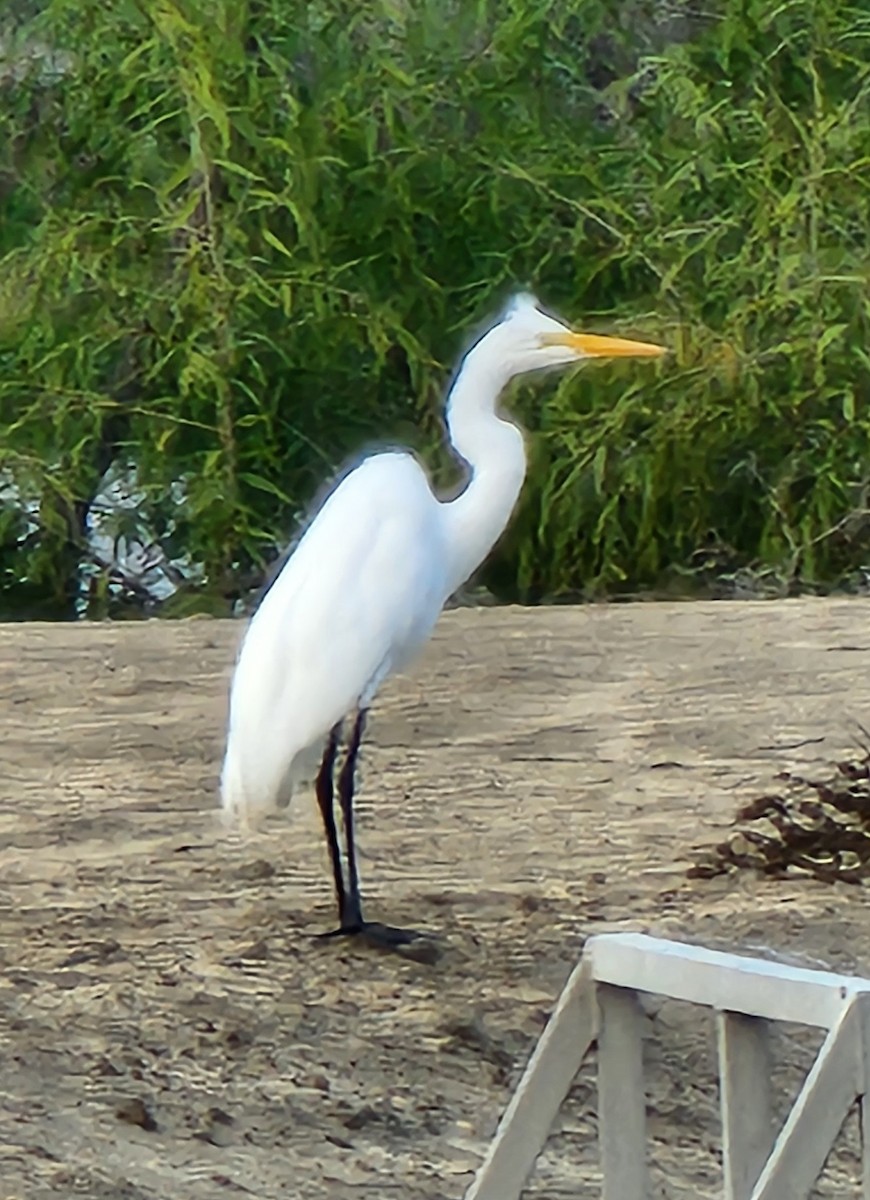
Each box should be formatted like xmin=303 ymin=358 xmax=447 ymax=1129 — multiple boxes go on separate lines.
xmin=3 ymin=598 xmax=870 ymax=1199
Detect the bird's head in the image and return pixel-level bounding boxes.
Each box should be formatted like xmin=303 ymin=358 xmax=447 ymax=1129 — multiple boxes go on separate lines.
xmin=492 ymin=292 xmax=666 ymax=376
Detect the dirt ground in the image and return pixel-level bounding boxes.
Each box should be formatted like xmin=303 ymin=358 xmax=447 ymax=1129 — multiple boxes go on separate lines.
xmin=3 ymin=598 xmax=870 ymax=1199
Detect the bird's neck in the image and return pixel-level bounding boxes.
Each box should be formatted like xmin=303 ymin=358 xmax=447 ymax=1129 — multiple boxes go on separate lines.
xmin=441 ymin=349 xmax=527 ymax=597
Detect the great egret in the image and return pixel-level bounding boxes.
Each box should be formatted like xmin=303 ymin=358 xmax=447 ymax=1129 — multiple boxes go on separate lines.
xmin=220 ymin=293 xmax=665 ymax=953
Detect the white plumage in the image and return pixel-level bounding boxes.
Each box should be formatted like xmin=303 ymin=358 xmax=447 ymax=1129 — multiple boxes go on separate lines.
xmin=220 ymin=452 xmax=448 ymax=820
xmin=219 ymin=293 xmax=665 ymax=950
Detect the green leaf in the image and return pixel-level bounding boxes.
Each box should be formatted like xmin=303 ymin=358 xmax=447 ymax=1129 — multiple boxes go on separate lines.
xmin=241 ymin=473 xmax=292 ymax=503
xmin=261 ymin=227 xmax=296 ymax=262
xmin=817 ymin=323 xmax=848 ymax=356
xmin=592 ymin=445 xmax=607 ymax=496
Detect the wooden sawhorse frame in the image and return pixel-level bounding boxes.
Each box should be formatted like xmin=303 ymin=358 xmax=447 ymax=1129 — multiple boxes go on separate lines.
xmin=465 ymin=932 xmax=870 ymax=1200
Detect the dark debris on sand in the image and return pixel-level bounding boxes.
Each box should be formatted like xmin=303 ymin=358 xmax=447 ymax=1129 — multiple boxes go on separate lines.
xmin=689 ymin=750 xmax=870 ymax=886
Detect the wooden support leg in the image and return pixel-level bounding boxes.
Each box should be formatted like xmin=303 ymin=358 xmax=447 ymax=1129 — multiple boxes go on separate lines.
xmin=718 ymin=1011 xmax=774 ymax=1200
xmin=598 ymin=984 xmax=647 ymax=1200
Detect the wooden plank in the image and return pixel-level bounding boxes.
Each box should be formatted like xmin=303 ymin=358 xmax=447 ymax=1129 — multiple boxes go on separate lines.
xmin=463 ymin=957 xmax=597 ymax=1200
xmin=857 ymin=994 xmax=870 ymax=1200
xmin=750 ymin=998 xmax=862 ymax=1200
xmin=598 ymin=984 xmax=647 ymax=1200
xmin=718 ymin=1012 xmax=774 ymax=1200
xmin=589 ymin=933 xmax=870 ymax=1028
xmin=861 ymin=1089 xmax=870 ymax=1200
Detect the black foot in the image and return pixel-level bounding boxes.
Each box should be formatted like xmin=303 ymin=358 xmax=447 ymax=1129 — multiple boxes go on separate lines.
xmin=315 ymin=920 xmax=440 ymax=963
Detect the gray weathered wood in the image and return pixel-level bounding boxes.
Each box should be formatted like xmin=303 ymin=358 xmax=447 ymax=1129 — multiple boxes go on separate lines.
xmin=750 ymin=997 xmax=862 ymax=1200
xmin=589 ymin=933 xmax=870 ymax=1028
xmin=862 ymin=1088 xmax=870 ymax=1200
xmin=598 ymin=984 xmax=647 ymax=1200
xmin=718 ymin=1012 xmax=774 ymax=1200
xmin=857 ymin=994 xmax=870 ymax=1200
xmin=464 ymin=957 xmax=597 ymax=1200
xmin=465 ymin=934 xmax=870 ymax=1200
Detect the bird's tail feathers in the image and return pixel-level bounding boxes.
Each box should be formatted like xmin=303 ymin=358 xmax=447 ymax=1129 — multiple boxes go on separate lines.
xmin=219 ymin=736 xmax=321 ymax=830
xmin=219 ymin=744 xmax=280 ymax=831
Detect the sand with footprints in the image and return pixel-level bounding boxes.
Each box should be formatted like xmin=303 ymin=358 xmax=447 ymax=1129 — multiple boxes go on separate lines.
xmin=2 ymin=599 xmax=870 ymax=1197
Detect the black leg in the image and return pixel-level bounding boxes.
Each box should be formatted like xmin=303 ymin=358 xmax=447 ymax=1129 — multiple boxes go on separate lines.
xmin=314 ymin=723 xmax=345 ymax=919
xmin=319 ymin=708 xmax=438 ymax=960
xmin=336 ymin=709 xmax=367 ymax=929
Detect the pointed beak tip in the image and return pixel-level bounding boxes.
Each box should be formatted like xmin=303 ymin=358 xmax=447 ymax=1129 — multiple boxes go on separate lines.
xmin=570 ymin=332 xmax=668 ymax=360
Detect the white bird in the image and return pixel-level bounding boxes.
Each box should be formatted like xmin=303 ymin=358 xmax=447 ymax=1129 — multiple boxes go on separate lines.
xmin=220 ymin=293 xmax=665 ymax=953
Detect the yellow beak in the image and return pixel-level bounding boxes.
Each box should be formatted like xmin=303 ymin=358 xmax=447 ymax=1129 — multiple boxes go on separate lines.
xmin=542 ymin=330 xmax=667 ymax=358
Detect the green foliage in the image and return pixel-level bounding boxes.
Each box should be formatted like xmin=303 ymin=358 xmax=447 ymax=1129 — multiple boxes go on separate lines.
xmin=0 ymin=0 xmax=868 ymax=615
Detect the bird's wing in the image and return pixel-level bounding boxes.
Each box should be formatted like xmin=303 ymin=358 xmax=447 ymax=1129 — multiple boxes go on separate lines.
xmin=221 ymin=452 xmax=447 ymax=819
